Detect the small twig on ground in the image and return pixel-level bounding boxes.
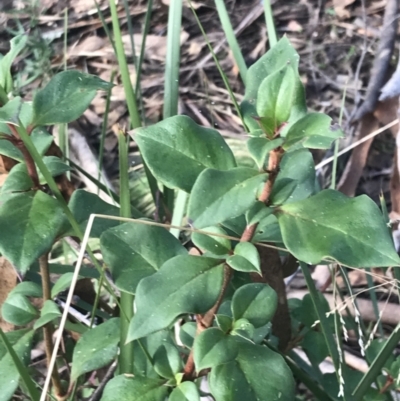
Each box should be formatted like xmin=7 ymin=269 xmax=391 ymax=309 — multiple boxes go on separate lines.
xmin=87 ymin=361 xmax=117 ymax=401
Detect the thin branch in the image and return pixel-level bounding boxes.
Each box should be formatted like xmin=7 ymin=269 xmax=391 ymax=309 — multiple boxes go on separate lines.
xmin=352 ymin=0 xmax=399 ymax=122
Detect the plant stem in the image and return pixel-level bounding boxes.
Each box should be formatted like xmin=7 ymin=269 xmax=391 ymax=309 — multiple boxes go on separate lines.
xmin=183 ymin=265 xmax=232 ymax=380
xmin=241 ymin=147 xmax=283 ymax=242
xmin=8 ymin=124 xmax=40 ymax=188
xmin=118 ymin=130 xmax=134 ymax=374
xmin=39 ymin=254 xmax=66 ymax=400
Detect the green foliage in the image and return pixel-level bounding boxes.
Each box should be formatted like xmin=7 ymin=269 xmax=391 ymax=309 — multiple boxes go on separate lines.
xmin=32 ymin=70 xmax=112 ymax=126
xmin=132 ymin=115 xmax=236 ymax=193
xmin=0 ymin=31 xmax=398 ymax=401
xmin=71 ymin=318 xmax=120 ymax=382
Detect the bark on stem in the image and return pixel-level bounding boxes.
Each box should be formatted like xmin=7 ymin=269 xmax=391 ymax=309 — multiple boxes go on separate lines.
xmin=39 ymin=254 xmax=66 ymax=400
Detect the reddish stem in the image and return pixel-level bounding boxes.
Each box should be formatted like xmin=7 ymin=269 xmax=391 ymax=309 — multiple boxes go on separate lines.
xmin=8 ymin=124 xmax=40 ymax=188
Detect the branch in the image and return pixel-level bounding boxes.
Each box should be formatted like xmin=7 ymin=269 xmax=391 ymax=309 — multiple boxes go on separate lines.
xmin=39 ymin=254 xmax=67 ymax=400
xmin=352 ymin=0 xmax=399 ymax=122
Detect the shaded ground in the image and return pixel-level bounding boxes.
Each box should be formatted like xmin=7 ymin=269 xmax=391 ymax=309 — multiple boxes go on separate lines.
xmin=0 ymin=0 xmax=394 ymax=203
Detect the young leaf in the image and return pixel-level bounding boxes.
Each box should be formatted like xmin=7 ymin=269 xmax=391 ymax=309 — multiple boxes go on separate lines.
xmin=215 ymin=314 xmax=233 ymax=333
xmin=270 ymin=148 xmax=316 ymax=205
xmin=0 ymin=35 xmax=27 ymax=93
xmin=241 ymin=36 xmax=306 ymax=133
xmin=71 ymin=318 xmax=120 ymax=382
xmin=0 ymin=97 xmax=27 ymax=126
xmin=209 ymin=342 xmax=295 ymax=401
xmin=256 ymin=65 xmax=297 ymax=136
xmin=193 ymin=328 xmax=238 ymax=371
xmin=247 ymin=137 xmax=284 ymax=169
xmin=0 ymin=191 xmax=65 ymax=272
xmin=101 ymin=222 xmax=187 ymax=294
xmin=283 ymin=113 xmax=344 ymax=150
xmin=32 ymin=70 xmax=112 ymax=126
xmin=188 ymin=168 xmax=268 ymax=229
xmin=227 ymin=242 xmax=261 ymax=274
xmin=100 ymin=375 xmax=168 ymax=401
xmin=153 ymin=343 xmax=183 ymax=379
xmin=33 ymin=300 xmax=61 ymax=330
xmin=231 ymin=283 xmax=277 ymax=328
xmin=1 ymin=293 xmax=38 ymax=325
xmin=0 ymin=329 xmax=37 ymax=401
xmin=276 ymin=189 xmax=400 ymax=266
xmin=191 ymin=226 xmax=231 ymax=256
xmin=231 ymin=318 xmax=255 ymax=340
xmin=169 ymin=382 xmax=200 ymax=401
xmin=132 ymin=115 xmax=236 ymax=193
xmin=127 ymin=255 xmax=225 ymax=341
xmin=245 ymin=202 xmax=273 ymax=225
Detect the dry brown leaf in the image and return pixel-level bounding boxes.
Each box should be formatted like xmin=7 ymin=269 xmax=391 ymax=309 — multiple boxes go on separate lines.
xmin=0 ymin=257 xmax=17 ymax=332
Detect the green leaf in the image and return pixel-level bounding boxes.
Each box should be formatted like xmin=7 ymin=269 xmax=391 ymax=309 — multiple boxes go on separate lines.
xmin=0 ymin=329 xmax=30 ymax=360
xmin=252 ymin=214 xmax=283 ymax=243
xmin=231 ymin=283 xmax=277 ymax=328
xmin=227 ymin=242 xmax=261 ymax=274
xmin=1 ymin=164 xmax=33 ymax=193
xmin=101 ymin=222 xmax=186 ymax=294
xmin=132 ymin=115 xmax=236 ymax=193
xmin=215 ymin=315 xmax=233 ymax=333
xmin=39 ymin=156 xmax=71 ymax=184
xmin=0 ymin=191 xmax=65 ymax=272
xmin=231 ymin=318 xmax=254 ymax=340
xmin=247 ymin=137 xmax=284 ymax=169
xmin=241 ymin=36 xmax=306 ymax=133
xmin=153 ymin=343 xmax=183 ymax=379
xmin=245 ymin=202 xmax=273 ymax=225
xmin=51 ymin=273 xmax=75 ymax=298
xmin=32 ymin=70 xmax=112 ymax=126
xmin=100 ymin=375 xmax=168 ymax=401
xmin=0 ymin=35 xmax=27 ymax=93
xmin=0 ymin=329 xmax=36 ymax=401
xmin=188 ymin=168 xmax=267 ymax=229
xmin=179 ymin=323 xmax=197 ymax=349
xmin=33 ymin=300 xmax=61 ymax=330
xmin=277 ymin=189 xmax=400 ymax=266
xmin=301 ymin=330 xmax=329 ymax=365
xmin=0 ymin=129 xmax=53 ymax=162
xmin=191 ymin=226 xmax=231 ymax=256
xmin=1 ymin=293 xmax=38 ymax=325
xmin=61 ymin=189 xmax=123 ymax=238
xmin=10 ymin=282 xmax=42 ymax=298
xmin=283 ymin=113 xmax=344 ymax=150
xmin=256 ymin=65 xmax=297 ymax=136
xmin=0 ymin=97 xmax=26 ymax=126
xmin=270 ymin=148 xmax=316 ymax=205
xmin=209 ymin=342 xmax=295 ymax=401
xmin=193 ymin=328 xmax=238 ymax=371
xmin=169 ymin=382 xmax=200 ymax=401
xmin=71 ymin=318 xmax=120 ymax=382
xmin=127 ymin=255 xmax=225 ymax=341
xmin=133 ymin=330 xmax=174 ymax=378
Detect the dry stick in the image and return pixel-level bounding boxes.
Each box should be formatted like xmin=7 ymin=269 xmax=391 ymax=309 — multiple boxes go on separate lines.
xmin=87 ymin=361 xmax=117 ymax=401
xmin=352 ymin=0 xmax=399 ymax=122
xmin=39 ymin=254 xmax=66 ymax=400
